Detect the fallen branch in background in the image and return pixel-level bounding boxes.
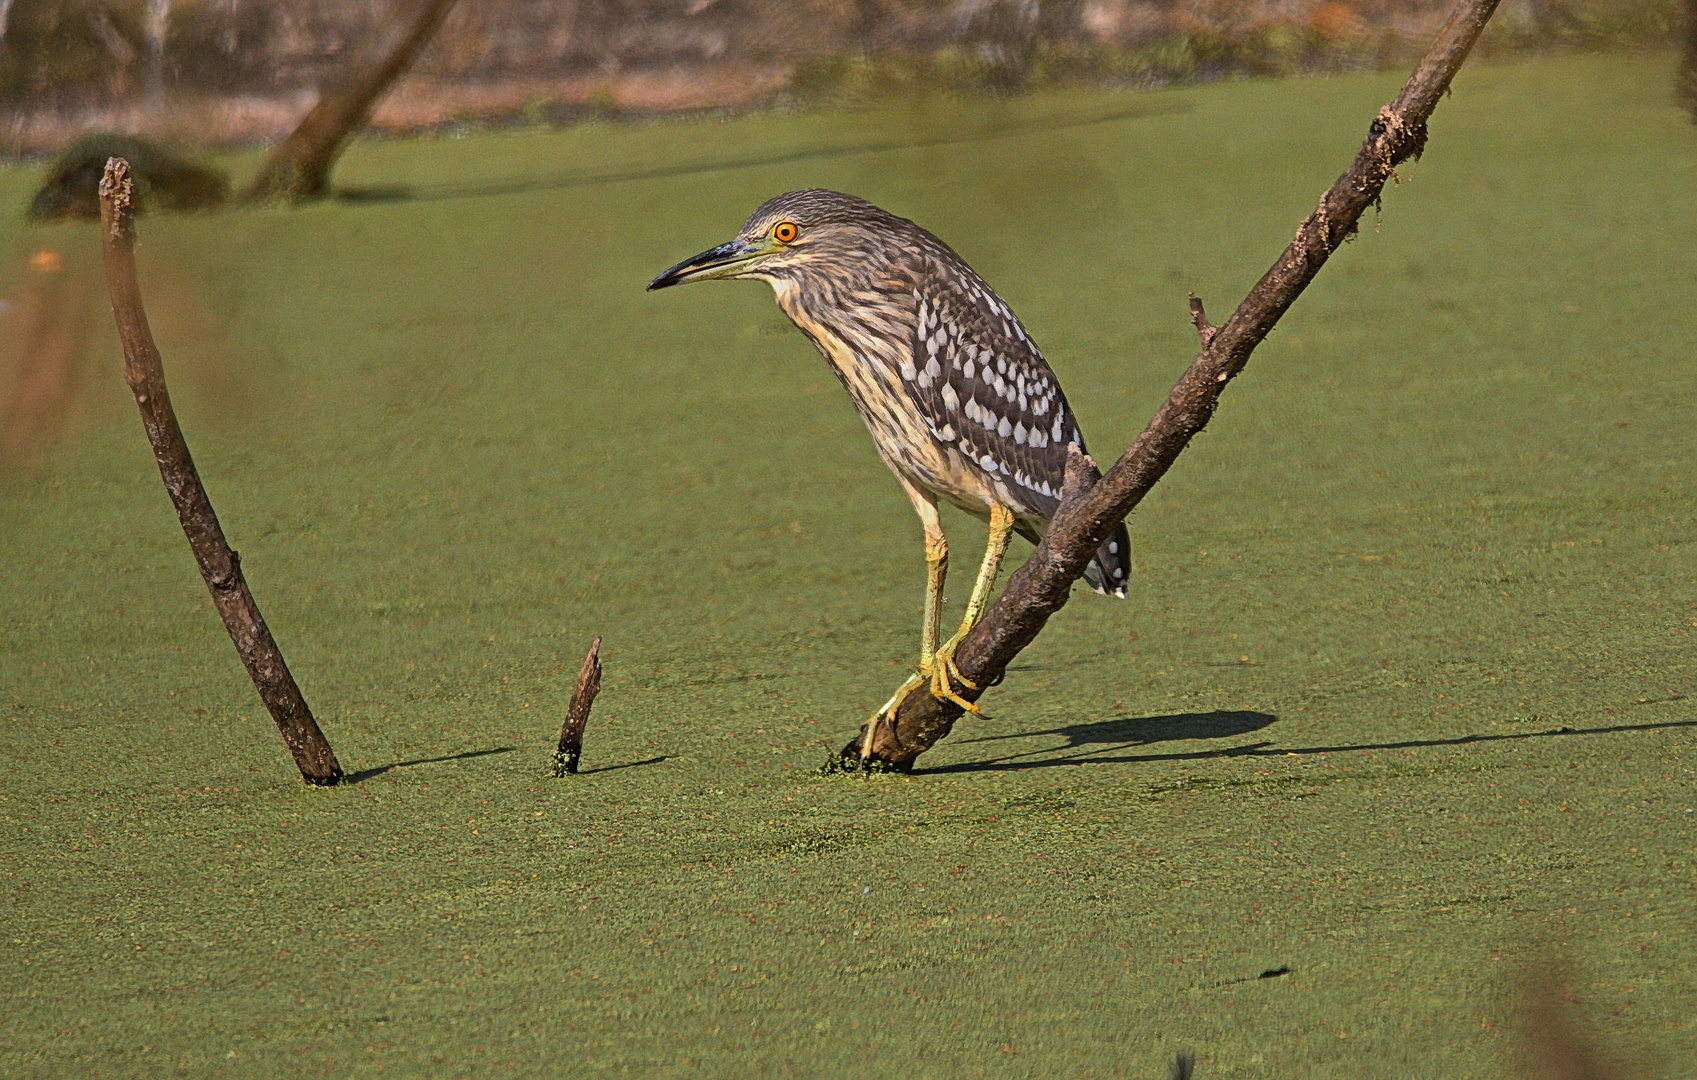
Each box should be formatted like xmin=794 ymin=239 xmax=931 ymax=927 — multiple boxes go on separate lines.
xmin=553 ymin=636 xmax=603 ymax=776
xmin=98 ymin=158 xmax=343 ymax=786
xmin=847 ymin=0 xmax=1505 ymax=768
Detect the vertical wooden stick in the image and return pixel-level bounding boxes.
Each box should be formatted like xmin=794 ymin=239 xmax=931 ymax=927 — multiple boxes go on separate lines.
xmin=98 ymin=158 xmax=343 ymax=786
xmin=553 ymin=636 xmax=603 ymax=776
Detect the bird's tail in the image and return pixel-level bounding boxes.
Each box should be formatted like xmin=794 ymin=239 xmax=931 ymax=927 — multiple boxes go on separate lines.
xmin=1082 ymin=519 xmax=1131 ymax=598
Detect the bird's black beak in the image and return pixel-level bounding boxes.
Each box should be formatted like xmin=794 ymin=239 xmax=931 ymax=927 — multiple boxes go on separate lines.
xmin=646 ymin=238 xmax=762 ymax=291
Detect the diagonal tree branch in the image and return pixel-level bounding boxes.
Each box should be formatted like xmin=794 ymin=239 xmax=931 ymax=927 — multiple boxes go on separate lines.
xmin=850 ymin=0 xmax=1503 ymax=768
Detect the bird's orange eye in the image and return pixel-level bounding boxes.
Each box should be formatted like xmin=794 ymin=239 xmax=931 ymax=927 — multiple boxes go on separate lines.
xmin=772 ymin=221 xmax=799 ymax=244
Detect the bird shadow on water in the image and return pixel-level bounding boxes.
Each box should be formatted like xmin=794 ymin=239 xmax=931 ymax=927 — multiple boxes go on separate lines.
xmin=925 ymin=710 xmax=1279 ymax=774
xmin=924 ymin=712 xmax=1697 ymax=775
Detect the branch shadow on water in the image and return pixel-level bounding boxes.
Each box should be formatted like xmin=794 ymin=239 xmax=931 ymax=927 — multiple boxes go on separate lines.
xmin=344 ymin=746 xmax=518 ymax=784
xmin=577 ymin=755 xmax=668 ymax=775
xmin=924 ymin=713 xmax=1697 ymax=775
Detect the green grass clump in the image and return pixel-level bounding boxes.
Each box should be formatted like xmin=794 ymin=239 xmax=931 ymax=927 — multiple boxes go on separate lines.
xmin=0 ymin=51 xmax=1694 ymax=1078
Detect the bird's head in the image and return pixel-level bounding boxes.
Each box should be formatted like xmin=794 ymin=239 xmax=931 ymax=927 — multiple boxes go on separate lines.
xmin=647 ymin=189 xmax=905 ymax=293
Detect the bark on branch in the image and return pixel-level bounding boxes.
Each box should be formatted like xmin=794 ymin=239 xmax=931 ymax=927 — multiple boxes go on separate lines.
xmin=100 ymin=158 xmax=343 ymax=785
xmin=241 ymin=0 xmax=460 ymax=203
xmin=848 ymin=0 xmax=1503 ymax=768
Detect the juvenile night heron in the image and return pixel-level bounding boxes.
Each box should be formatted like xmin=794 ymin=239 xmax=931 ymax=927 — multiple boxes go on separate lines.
xmin=648 ymin=190 xmax=1129 ymax=757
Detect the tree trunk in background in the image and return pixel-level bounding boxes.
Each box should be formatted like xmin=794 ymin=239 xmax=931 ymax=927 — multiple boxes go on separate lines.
xmin=241 ymin=0 xmax=460 ymax=203
xmin=1679 ymin=0 xmax=1697 ymax=121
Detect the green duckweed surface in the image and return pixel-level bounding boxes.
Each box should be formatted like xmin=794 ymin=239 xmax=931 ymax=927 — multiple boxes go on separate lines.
xmin=1 ymin=51 xmax=1694 ymax=1078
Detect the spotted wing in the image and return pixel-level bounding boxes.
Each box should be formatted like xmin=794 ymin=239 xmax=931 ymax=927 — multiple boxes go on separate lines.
xmin=898 ymin=250 xmax=1132 ymax=597
xmin=899 ymin=253 xmax=1083 ymax=520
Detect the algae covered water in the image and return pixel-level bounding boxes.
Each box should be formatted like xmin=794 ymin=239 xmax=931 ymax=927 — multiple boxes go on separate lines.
xmin=1 ymin=52 xmax=1693 ymax=1077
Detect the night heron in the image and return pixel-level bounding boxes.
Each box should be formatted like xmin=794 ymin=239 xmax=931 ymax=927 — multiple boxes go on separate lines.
xmin=648 ymin=190 xmax=1129 ymax=758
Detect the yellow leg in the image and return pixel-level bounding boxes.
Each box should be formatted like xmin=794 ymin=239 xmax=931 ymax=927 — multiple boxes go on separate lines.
xmin=918 ymin=510 xmax=948 ymax=671
xmin=928 ymin=502 xmax=1014 ymax=712
xmin=861 ymin=500 xmax=1015 ymax=765
xmin=861 ymin=483 xmax=948 ymax=767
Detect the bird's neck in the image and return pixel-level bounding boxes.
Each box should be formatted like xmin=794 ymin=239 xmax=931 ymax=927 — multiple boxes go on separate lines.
xmin=766 ymin=275 xmax=912 ymax=368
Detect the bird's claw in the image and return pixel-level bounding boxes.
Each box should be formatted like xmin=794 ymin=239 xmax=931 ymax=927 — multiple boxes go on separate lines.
xmin=858 ymin=671 xmax=925 ymax=766
xmin=923 ymin=638 xmax=983 ymax=716
xmin=858 ymin=642 xmax=986 ymax=768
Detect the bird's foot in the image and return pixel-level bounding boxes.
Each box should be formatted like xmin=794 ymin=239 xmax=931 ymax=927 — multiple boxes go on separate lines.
xmin=923 ymin=633 xmax=982 ymax=715
xmin=856 ymin=640 xmax=985 ymax=769
xmin=858 ymin=671 xmax=926 ymax=769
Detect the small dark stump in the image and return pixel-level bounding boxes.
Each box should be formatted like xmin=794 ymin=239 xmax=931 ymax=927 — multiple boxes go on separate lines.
xmin=553 ymin=636 xmax=603 ymax=776
xmin=30 ymin=134 xmax=229 ymax=221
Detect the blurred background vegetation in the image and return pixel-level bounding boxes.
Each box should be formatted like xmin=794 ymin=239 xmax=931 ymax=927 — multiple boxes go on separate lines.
xmin=0 ymin=0 xmax=1687 ymax=156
